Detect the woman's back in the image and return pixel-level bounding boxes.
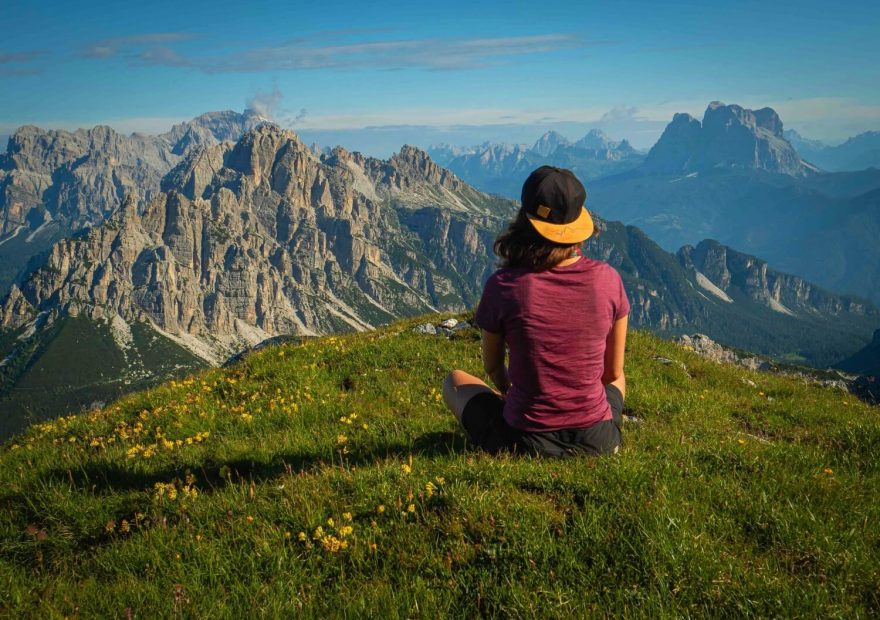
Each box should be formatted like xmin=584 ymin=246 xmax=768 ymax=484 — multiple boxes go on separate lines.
xmin=475 ymin=256 xmax=629 ymax=432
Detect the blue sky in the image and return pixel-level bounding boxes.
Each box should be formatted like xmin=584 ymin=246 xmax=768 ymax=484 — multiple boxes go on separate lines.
xmin=2 ymin=0 xmax=879 ymax=155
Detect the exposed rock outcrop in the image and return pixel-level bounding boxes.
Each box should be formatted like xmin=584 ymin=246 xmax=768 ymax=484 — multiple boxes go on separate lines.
xmin=0 ymin=110 xmax=265 ymax=295
xmin=677 ymin=240 xmax=872 ymax=317
xmin=643 ymin=102 xmax=814 ymax=176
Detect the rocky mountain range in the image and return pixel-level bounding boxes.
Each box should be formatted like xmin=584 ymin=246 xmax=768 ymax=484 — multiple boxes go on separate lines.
xmin=428 ymin=128 xmax=642 ymax=199
xmin=786 ymin=129 xmax=880 ymax=172
xmin=0 ymin=111 xmax=878 ymax=436
xmin=0 ymin=109 xmax=266 ymax=296
xmin=1 ymin=126 xmax=508 ymax=360
xmin=1 ymin=123 xmax=877 ymax=434
xmin=0 ymin=126 xmax=515 ymax=434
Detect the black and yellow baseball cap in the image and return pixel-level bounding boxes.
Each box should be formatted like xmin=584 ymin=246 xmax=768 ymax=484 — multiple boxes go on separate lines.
xmin=521 ymin=166 xmax=594 ymax=244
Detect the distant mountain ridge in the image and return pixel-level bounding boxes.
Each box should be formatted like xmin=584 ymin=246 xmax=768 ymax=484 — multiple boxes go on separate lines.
xmin=785 ymin=129 xmax=880 ymax=172
xmin=428 ymin=128 xmax=643 ymax=199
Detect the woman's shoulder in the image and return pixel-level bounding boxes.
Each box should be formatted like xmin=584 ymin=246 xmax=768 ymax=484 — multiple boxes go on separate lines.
xmin=573 ymin=256 xmax=619 ymax=275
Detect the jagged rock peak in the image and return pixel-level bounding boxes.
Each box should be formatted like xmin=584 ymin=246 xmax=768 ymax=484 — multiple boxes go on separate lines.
xmin=643 ymin=102 xmax=811 ymax=176
xmin=575 ymin=128 xmax=611 ymax=149
xmin=703 ymin=101 xmax=784 ymax=139
xmin=532 ymin=130 xmax=571 ymax=156
xmin=390 ymin=145 xmax=462 ymax=189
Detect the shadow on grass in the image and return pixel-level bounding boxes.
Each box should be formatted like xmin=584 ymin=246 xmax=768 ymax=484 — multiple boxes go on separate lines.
xmin=31 ymin=431 xmax=469 ymax=498
xmin=1 ymin=430 xmax=470 ymax=570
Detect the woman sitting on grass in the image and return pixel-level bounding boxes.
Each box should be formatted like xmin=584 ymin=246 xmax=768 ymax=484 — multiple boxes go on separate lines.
xmin=443 ymin=166 xmax=630 ymax=457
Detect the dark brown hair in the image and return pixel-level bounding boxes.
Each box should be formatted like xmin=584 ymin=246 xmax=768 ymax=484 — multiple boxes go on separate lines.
xmin=494 ymin=209 xmax=581 ymax=271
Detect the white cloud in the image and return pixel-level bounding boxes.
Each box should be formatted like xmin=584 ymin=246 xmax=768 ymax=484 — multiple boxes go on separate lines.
xmin=80 ymin=33 xmax=195 ymax=59
xmin=246 ymin=85 xmax=283 ymax=119
xmin=85 ymin=32 xmax=596 ymax=73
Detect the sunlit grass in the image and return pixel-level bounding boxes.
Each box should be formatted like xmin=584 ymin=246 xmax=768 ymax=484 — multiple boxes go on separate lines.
xmin=1 ymin=316 xmax=878 ymax=617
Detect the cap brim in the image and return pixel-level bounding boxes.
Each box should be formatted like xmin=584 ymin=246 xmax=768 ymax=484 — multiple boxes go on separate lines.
xmin=526 ymin=207 xmax=594 ymax=244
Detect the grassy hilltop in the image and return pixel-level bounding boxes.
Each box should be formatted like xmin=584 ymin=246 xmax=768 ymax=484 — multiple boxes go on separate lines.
xmin=1 ymin=316 xmax=878 ymax=617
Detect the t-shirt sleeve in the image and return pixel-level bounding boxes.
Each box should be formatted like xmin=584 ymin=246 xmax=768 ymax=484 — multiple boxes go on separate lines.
xmin=474 ymin=273 xmax=504 ymax=333
xmin=613 ymin=268 xmax=630 ymax=321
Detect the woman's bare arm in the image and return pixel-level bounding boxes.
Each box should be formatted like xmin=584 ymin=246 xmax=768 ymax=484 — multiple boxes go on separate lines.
xmin=602 ymin=316 xmax=628 ymax=398
xmin=481 ymin=329 xmax=510 ymax=395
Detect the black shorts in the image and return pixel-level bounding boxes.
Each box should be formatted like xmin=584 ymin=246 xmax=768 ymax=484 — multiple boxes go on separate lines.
xmin=460 ymin=385 xmax=624 ymax=458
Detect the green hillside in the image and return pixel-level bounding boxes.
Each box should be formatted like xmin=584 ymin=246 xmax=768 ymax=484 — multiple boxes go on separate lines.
xmin=0 ymin=315 xmax=206 ymax=439
xmin=1 ymin=316 xmax=878 ymax=617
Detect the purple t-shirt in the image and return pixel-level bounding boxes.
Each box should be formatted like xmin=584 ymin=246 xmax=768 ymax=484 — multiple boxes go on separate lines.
xmin=474 ymin=257 xmax=630 ymax=432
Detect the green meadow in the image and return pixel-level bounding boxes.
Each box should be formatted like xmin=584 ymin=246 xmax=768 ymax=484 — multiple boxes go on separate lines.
xmin=1 ymin=316 xmax=877 ymax=618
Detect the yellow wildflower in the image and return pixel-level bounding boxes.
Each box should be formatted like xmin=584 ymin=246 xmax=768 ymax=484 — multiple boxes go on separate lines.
xmin=407 ymin=503 xmax=416 ymax=513
xmin=343 ymin=512 xmax=353 ymax=521
xmin=401 ymin=463 xmax=412 ymax=475
xmin=376 ymin=504 xmax=386 ymax=514
xmin=320 ymin=535 xmax=345 ymax=553
xmin=336 ymin=434 xmax=348 ymax=445
xmin=824 ymin=468 xmax=834 ymax=475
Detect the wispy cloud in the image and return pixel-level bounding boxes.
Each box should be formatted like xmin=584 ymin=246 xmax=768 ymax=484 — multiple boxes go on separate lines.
xmin=0 ymin=50 xmax=45 ymax=76
xmin=83 ymin=31 xmax=592 ymax=73
xmin=599 ymin=106 xmax=640 ymax=123
xmin=80 ymin=33 xmax=195 ymax=59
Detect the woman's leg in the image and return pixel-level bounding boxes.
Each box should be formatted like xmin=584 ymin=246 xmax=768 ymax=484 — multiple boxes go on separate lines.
xmin=442 ymin=369 xmax=495 ymax=422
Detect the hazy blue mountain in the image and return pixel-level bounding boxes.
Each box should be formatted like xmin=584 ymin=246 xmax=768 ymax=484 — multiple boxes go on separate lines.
xmin=532 ymin=130 xmax=572 ymax=156
xmin=429 ymin=129 xmax=643 ymax=199
xmin=837 ymin=329 xmax=880 ymax=377
xmin=586 ymin=102 xmax=880 ymax=304
xmin=427 ymin=143 xmax=480 ymax=167
xmin=786 ymin=129 xmax=880 ymax=172
xmin=643 ymin=102 xmax=814 ymax=176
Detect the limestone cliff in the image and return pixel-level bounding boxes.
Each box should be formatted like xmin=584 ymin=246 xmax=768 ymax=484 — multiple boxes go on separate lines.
xmin=2 ymin=125 xmax=511 ymax=363
xmin=0 ymin=110 xmax=265 ymax=294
